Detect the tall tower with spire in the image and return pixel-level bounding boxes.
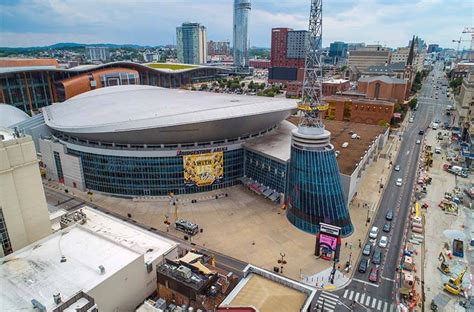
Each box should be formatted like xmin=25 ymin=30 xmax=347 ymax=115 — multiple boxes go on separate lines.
xmin=404 ymin=35 xmax=416 ymax=99
xmin=286 ymin=0 xmax=353 ymax=237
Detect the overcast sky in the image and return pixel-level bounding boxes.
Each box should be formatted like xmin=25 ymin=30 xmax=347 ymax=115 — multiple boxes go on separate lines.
xmin=0 ymin=0 xmax=472 ymax=49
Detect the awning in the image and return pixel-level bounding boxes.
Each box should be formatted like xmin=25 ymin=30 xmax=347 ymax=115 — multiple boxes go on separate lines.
xmin=177 ymin=252 xmax=202 ymax=264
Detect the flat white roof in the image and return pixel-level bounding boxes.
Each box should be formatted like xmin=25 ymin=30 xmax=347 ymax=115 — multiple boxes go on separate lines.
xmin=80 ymin=206 xmax=178 ymax=264
xmin=0 ymin=226 xmax=141 ymax=311
xmin=244 ymin=121 xmax=295 ymax=162
xmin=0 ymin=207 xmax=178 ymax=311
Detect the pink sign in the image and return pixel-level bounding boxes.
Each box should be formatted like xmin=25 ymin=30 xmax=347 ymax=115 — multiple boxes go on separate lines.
xmin=320 ymin=233 xmax=337 ymax=250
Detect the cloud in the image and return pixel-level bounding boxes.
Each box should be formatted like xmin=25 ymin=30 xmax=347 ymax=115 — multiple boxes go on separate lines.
xmin=0 ymin=0 xmax=471 ymax=48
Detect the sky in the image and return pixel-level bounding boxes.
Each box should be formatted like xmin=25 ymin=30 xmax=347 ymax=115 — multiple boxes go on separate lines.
xmin=0 ymin=0 xmax=472 ymax=49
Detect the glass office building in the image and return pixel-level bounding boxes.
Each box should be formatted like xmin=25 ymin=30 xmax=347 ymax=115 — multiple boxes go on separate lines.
xmin=176 ymin=23 xmax=208 ymax=65
xmin=233 ymin=0 xmax=251 ymax=68
xmin=287 ymin=131 xmax=353 ymax=237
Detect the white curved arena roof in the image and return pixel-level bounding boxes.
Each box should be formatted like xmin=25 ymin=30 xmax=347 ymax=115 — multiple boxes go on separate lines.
xmin=44 ymin=85 xmax=297 ymax=144
xmin=0 ymin=104 xmax=30 ymax=128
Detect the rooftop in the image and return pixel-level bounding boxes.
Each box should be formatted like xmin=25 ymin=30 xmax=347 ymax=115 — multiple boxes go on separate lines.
xmin=244 ymin=120 xmax=295 ymax=162
xmin=287 ymin=118 xmax=387 ymax=175
xmin=0 ymin=225 xmax=141 ymax=311
xmin=0 ymin=104 xmax=30 ymax=128
xmin=358 ymin=75 xmax=406 ymax=84
xmin=145 ymin=62 xmax=198 ymax=71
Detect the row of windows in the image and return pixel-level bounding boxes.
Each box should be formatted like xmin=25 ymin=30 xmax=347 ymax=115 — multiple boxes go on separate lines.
xmin=354 ymin=105 xmax=390 ymax=113
xmin=69 ymin=149 xmax=244 ymax=196
xmin=244 ymin=150 xmax=287 ymax=194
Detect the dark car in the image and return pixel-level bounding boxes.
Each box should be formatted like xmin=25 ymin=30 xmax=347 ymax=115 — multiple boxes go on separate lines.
xmin=358 ymin=258 xmax=369 ymax=273
xmin=383 ymin=222 xmax=391 ymax=233
xmin=368 ymin=267 xmax=379 ymax=282
xmin=362 ymin=243 xmax=372 ymax=256
xmin=418 ymin=129 xmax=425 ymax=135
xmin=385 ymin=209 xmax=393 ymax=221
xmin=372 ymin=248 xmax=382 ymax=264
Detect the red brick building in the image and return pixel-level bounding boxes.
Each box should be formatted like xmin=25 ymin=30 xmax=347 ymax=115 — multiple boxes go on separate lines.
xmin=357 ymin=75 xmax=408 ymax=104
xmin=324 ymin=95 xmax=394 ymax=125
xmin=249 ymin=59 xmax=271 ymax=69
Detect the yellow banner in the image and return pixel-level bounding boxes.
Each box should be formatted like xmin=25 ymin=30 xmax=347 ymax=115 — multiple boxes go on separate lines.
xmin=183 ymin=152 xmax=223 ymax=186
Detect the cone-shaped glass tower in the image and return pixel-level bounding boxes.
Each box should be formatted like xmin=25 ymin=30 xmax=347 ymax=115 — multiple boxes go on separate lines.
xmin=286 ymin=0 xmax=353 ymax=237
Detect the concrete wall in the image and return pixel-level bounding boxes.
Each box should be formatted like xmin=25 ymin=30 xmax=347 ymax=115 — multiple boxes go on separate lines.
xmin=39 ymin=138 xmax=85 ymax=191
xmin=0 ymin=135 xmax=51 ymax=256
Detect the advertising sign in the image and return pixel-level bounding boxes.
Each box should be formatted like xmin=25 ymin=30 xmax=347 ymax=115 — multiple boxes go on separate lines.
xmin=183 ymin=152 xmax=223 ymax=186
xmin=319 ymin=233 xmax=338 ymax=251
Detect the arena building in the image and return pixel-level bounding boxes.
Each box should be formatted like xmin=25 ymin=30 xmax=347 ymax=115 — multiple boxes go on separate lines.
xmin=22 ymin=85 xmax=389 ymax=236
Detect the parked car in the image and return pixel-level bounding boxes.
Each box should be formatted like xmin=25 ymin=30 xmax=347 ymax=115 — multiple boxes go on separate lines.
xmin=362 ymin=243 xmax=372 ymax=256
xmin=396 ymin=178 xmax=403 ymax=186
xmin=416 ymin=139 xmax=421 ymax=144
xmin=358 ymin=258 xmax=369 ymax=273
xmin=372 ymin=248 xmax=382 ymax=264
xmin=369 ymin=226 xmax=379 ymax=239
xmin=418 ymin=130 xmax=425 ymax=135
xmin=385 ymin=209 xmax=393 ymax=221
xmin=383 ymin=222 xmax=391 ymax=233
xmin=394 ymin=165 xmax=400 ymax=171
xmin=378 ymin=236 xmax=388 ymax=248
xmin=368 ymin=267 xmax=379 ymax=282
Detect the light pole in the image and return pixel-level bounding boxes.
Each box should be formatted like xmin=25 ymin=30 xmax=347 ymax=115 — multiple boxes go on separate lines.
xmin=278 ymin=252 xmax=287 ymax=274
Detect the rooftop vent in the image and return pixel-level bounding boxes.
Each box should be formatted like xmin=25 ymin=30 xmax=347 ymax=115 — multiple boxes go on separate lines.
xmin=53 ymin=293 xmax=62 ymax=304
xmin=98 ymin=265 xmax=105 ymax=274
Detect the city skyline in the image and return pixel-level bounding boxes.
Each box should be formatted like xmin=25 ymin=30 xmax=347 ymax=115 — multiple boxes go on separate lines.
xmin=0 ymin=0 xmax=471 ymax=49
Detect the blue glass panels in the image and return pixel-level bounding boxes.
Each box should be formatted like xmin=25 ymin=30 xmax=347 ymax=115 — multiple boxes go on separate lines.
xmin=244 ymin=150 xmax=287 ymax=194
xmin=287 ymin=147 xmax=353 ymax=236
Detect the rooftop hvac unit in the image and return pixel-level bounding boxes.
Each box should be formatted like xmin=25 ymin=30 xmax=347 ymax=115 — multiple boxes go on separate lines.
xmin=341 ymin=142 xmax=349 ymax=148
xmin=53 ymin=293 xmax=62 ymax=304
xmin=176 ymin=265 xmax=192 ymax=279
xmin=351 ymin=133 xmax=357 ymax=139
xmin=98 ymin=265 xmax=105 ymax=274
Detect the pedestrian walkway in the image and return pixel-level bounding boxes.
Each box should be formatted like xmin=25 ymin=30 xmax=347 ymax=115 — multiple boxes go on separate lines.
xmin=342 ymin=289 xmax=395 ymax=312
xmin=314 ymin=291 xmax=340 ymax=312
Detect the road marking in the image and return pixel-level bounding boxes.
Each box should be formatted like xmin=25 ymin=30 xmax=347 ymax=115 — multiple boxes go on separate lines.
xmin=352 ymin=278 xmax=380 ymax=288
xmin=365 ymin=295 xmax=371 ymax=306
xmin=383 ymin=302 xmax=388 ymax=312
xmin=320 ymin=291 xmax=339 ymax=300
xmin=378 ymin=300 xmax=383 ymax=310
xmin=317 ymin=299 xmax=336 ymax=309
xmin=406 ymin=150 xmax=410 ymax=155
xmin=354 ymin=292 xmax=360 ymax=302
xmin=343 ymin=289 xmax=349 ymax=298
xmin=390 ymin=304 xmax=395 ymax=312
xmin=381 ymin=276 xmax=396 ymax=282
xmin=359 ymin=293 xmax=365 ymax=303
xmin=371 ymin=298 xmax=377 ymax=308
xmin=348 ymin=290 xmax=354 ymax=300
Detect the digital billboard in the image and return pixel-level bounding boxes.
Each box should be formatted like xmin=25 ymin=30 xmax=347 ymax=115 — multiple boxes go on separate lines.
xmin=183 ymin=152 xmax=223 ymax=186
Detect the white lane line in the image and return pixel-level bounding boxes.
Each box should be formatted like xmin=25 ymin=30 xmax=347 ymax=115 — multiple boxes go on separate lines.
xmin=348 ymin=290 xmax=354 ymax=300
xmin=359 ymin=293 xmax=365 ymax=304
xmin=343 ymin=289 xmax=349 ymax=298
xmin=352 ymin=278 xmax=380 ymax=288
xmin=317 ymin=299 xmax=336 ymax=309
xmin=381 ymin=276 xmax=396 ymax=282
xmin=383 ymin=302 xmax=388 ymax=312
xmin=354 ymin=292 xmax=360 ymax=302
xmin=389 ymin=304 xmax=395 ymax=312
xmin=365 ymin=295 xmax=371 ymax=306
xmin=372 ymin=298 xmax=377 ymax=308
xmin=321 ymin=291 xmax=339 ymax=300
xmin=378 ymin=300 xmax=383 ymax=310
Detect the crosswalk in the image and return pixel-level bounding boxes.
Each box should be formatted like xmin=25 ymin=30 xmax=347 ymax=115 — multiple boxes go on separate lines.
xmin=314 ymin=291 xmax=339 ymax=312
xmin=342 ymin=289 xmax=395 ymax=312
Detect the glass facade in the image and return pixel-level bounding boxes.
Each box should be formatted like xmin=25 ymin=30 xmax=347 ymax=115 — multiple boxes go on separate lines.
xmin=244 ymin=150 xmax=287 ymax=194
xmin=0 ymin=208 xmax=13 ymax=256
xmin=68 ymin=148 xmax=244 ymax=197
xmin=287 ymin=147 xmax=353 ymax=236
xmin=233 ymin=0 xmax=251 ymax=68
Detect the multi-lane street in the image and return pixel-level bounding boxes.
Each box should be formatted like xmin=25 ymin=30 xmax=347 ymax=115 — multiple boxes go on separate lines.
xmin=313 ymin=62 xmax=450 ymax=312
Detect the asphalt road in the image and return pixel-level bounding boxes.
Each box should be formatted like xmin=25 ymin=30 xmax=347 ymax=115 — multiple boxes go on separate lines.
xmin=313 ymin=62 xmax=450 ymax=312
xmin=44 ymin=185 xmax=249 ymax=278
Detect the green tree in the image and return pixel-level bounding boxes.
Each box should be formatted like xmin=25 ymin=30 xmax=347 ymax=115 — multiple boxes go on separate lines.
xmin=230 ymin=82 xmax=241 ymax=90
xmin=248 ymin=80 xmax=255 ymax=90
xmin=408 ymin=98 xmax=418 ymax=110
xmin=258 ymin=82 xmax=266 ymax=90
xmin=241 ymin=82 xmax=246 ymax=88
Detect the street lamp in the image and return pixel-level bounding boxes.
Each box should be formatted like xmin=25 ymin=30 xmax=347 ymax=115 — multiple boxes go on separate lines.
xmin=277 ymin=252 xmax=287 ymax=274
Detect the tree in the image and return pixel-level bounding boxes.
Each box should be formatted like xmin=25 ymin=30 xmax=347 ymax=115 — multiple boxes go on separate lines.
xmin=248 ymin=80 xmax=255 ymax=90
xmin=191 ymin=86 xmax=196 ymax=91
xmin=449 ymin=78 xmax=463 ymax=90
xmin=212 ymin=81 xmax=218 ymax=87
xmin=259 ymin=82 xmax=266 ymax=90
xmin=230 ymin=81 xmax=241 ymax=90
xmin=408 ymin=98 xmax=417 ymax=110
xmin=241 ymin=82 xmax=246 ymax=88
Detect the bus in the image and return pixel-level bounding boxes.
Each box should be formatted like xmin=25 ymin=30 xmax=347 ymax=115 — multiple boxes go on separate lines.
xmin=175 ymin=219 xmax=199 ymax=236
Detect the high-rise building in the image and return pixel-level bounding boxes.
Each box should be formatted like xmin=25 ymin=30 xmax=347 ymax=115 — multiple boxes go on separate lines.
xmin=86 ymin=46 xmax=109 ymax=62
xmin=233 ymin=0 xmax=251 ymax=68
xmin=329 ymin=41 xmax=348 ymax=59
xmin=391 ymin=47 xmax=410 ymax=64
xmin=347 ymin=46 xmax=391 ymax=72
xmin=0 ymin=129 xmax=51 ymax=256
xmin=427 ymin=44 xmax=440 ymax=53
xmin=176 ymin=22 xmax=208 ymax=64
xmin=207 ymin=40 xmax=231 ymax=56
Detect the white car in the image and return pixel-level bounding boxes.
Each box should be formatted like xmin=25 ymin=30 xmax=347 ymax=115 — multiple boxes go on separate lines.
xmin=369 ymin=226 xmax=379 ymax=239
xmin=416 ymin=139 xmax=421 ymax=144
xmin=379 ymin=236 xmax=388 ymax=248
xmin=396 ymin=178 xmax=403 ymax=186
xmin=394 ymin=165 xmax=400 ymax=171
